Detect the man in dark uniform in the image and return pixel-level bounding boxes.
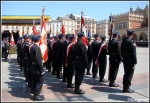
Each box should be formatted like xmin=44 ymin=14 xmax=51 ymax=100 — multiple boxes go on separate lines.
xmin=121 ymin=29 xmax=137 ymax=93
xmin=16 ymin=38 xmax=21 ymax=65
xmin=17 ymin=37 xmax=23 ymax=66
xmin=4 ymin=37 xmax=14 ymax=62
xmin=98 ymin=36 xmax=108 ymax=82
xmin=86 ymin=37 xmax=92 ymax=75
xmin=22 ymin=34 xmax=31 ymax=82
xmin=2 ymin=38 xmax=6 ymax=58
xmin=55 ymin=34 xmax=64 ymax=79
xmin=46 ymin=37 xmax=54 ymax=72
xmin=91 ymin=34 xmax=100 ymax=78
xmin=62 ymin=34 xmax=70 ymax=82
xmin=30 ymin=34 xmax=45 ymax=100
xmin=74 ymin=33 xmax=88 ymax=94
xmin=66 ymin=35 xmax=75 ymax=88
xmin=108 ymin=32 xmax=122 ymax=87
xmin=51 ymin=36 xmax=58 ymax=75
xmin=20 ymin=38 xmax=24 ymax=71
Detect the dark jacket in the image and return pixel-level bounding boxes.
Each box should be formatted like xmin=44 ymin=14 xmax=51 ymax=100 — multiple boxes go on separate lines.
xmin=98 ymin=41 xmax=108 ymax=61
xmin=74 ymin=40 xmax=88 ymax=68
xmin=91 ymin=40 xmax=99 ymax=58
xmin=30 ymin=44 xmax=44 ymax=74
xmin=121 ymin=37 xmax=137 ymax=64
xmin=62 ymin=40 xmax=69 ymax=62
xmin=108 ymin=38 xmax=122 ymax=62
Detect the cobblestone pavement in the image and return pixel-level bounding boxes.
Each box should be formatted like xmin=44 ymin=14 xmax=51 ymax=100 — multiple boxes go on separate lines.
xmin=1 ymin=47 xmax=149 ymax=102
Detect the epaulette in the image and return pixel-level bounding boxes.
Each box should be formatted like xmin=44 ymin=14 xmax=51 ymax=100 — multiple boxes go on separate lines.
xmin=26 ymin=44 xmax=29 ymax=46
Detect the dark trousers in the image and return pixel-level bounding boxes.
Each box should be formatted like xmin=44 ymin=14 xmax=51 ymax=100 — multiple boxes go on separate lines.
xmin=2 ymin=47 xmax=5 ymax=58
xmin=5 ymin=51 xmax=8 ymax=61
xmin=87 ymin=57 xmax=92 ymax=71
xmin=62 ymin=61 xmax=68 ymax=81
xmin=31 ymin=74 xmax=44 ymax=93
xmin=99 ymin=60 xmax=107 ymax=80
xmin=109 ymin=61 xmax=120 ymax=82
xmin=92 ymin=55 xmax=98 ymax=76
xmin=123 ymin=63 xmax=135 ymax=89
xmin=27 ymin=72 xmax=32 ymax=87
xmin=56 ymin=55 xmax=62 ymax=77
xmin=67 ymin=62 xmax=75 ymax=84
xmin=75 ymin=65 xmax=85 ymax=90
xmin=52 ymin=55 xmax=57 ymax=74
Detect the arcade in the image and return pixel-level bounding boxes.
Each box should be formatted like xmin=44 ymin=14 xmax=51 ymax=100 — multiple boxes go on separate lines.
xmin=1 ymin=15 xmax=50 ymax=44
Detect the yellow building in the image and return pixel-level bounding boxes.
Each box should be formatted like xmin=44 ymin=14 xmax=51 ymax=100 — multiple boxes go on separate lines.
xmin=1 ymin=15 xmax=50 ymax=43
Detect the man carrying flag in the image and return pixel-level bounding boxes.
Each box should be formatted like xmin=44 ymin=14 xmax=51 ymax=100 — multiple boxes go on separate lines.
xmin=81 ymin=11 xmax=88 ymax=49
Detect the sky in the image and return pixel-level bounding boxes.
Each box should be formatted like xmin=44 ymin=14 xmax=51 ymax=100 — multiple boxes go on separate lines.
xmin=1 ymin=1 xmax=148 ymax=21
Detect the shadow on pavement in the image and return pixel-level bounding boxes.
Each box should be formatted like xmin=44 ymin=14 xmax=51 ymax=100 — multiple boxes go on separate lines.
xmin=108 ymin=94 xmax=132 ymax=102
xmin=4 ymin=58 xmax=33 ymax=100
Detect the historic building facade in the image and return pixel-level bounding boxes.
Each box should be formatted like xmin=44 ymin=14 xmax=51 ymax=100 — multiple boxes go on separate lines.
xmin=108 ymin=5 xmax=149 ymax=41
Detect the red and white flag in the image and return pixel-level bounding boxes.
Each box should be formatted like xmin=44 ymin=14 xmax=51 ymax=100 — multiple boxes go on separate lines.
xmin=10 ymin=32 xmax=15 ymax=46
xmin=81 ymin=15 xmax=88 ymax=48
xmin=39 ymin=14 xmax=48 ymax=63
xmin=22 ymin=27 xmax=25 ymax=36
xmin=32 ymin=25 xmax=37 ymax=35
xmin=62 ymin=22 xmax=65 ymax=35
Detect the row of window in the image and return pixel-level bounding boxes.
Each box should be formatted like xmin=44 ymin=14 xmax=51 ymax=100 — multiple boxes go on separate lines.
xmin=77 ymin=21 xmax=95 ymax=24
xmin=115 ymin=22 xmax=127 ymax=29
xmin=3 ymin=26 xmax=19 ymax=29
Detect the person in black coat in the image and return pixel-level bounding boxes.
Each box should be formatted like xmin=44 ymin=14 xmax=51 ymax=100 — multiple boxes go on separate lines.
xmin=30 ymin=34 xmax=45 ymax=100
xmin=23 ymin=33 xmax=31 ymax=83
xmin=55 ymin=34 xmax=64 ymax=79
xmin=97 ymin=36 xmax=108 ymax=82
xmin=62 ymin=34 xmax=70 ymax=82
xmin=108 ymin=32 xmax=122 ymax=87
xmin=74 ymin=33 xmax=88 ymax=94
xmin=121 ymin=29 xmax=137 ymax=93
xmin=86 ymin=37 xmax=92 ymax=75
xmin=66 ymin=34 xmax=76 ymax=88
xmin=51 ymin=36 xmax=58 ymax=75
xmin=47 ymin=37 xmax=54 ymax=72
xmin=91 ymin=34 xmax=100 ymax=78
xmin=19 ymin=38 xmax=24 ymax=71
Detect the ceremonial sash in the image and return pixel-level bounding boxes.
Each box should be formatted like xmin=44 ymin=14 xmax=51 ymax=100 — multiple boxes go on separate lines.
xmin=29 ymin=43 xmax=34 ymax=53
xmin=65 ymin=42 xmax=74 ymax=64
xmin=51 ymin=41 xmax=56 ymax=52
xmin=95 ymin=43 xmax=107 ymax=66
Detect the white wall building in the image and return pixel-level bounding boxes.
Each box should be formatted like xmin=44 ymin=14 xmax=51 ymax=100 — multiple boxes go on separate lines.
xmin=96 ymin=19 xmax=109 ymax=40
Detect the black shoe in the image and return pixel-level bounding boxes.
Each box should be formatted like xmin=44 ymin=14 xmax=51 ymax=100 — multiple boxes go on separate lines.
xmin=74 ymin=89 xmax=85 ymax=94
xmin=86 ymin=72 xmax=92 ymax=75
xmin=62 ymin=79 xmax=66 ymax=82
xmin=67 ymin=84 xmax=75 ymax=88
xmin=57 ymin=76 xmax=62 ymax=79
xmin=92 ymin=75 xmax=98 ymax=79
xmin=33 ymin=95 xmax=45 ymax=101
xmin=123 ymin=88 xmax=134 ymax=93
xmin=52 ymin=72 xmax=56 ymax=75
xmin=109 ymin=83 xmax=119 ymax=87
xmin=30 ymin=90 xmax=34 ymax=94
xmin=99 ymin=79 xmax=108 ymax=83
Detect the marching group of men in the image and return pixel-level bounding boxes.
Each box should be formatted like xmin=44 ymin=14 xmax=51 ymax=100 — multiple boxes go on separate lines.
xmin=11 ymin=29 xmax=137 ymax=101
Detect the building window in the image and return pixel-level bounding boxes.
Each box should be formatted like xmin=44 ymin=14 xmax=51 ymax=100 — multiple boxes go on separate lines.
xmin=12 ymin=26 xmax=14 ymax=29
xmin=93 ymin=30 xmax=94 ymax=33
xmin=115 ymin=23 xmax=118 ymax=29
xmin=123 ymin=22 xmax=127 ymax=28
xmin=85 ymin=22 xmax=87 ymax=24
xmin=60 ymin=30 xmax=61 ymax=32
xmin=77 ymin=21 xmax=80 ymax=24
xmin=77 ymin=25 xmax=80 ymax=28
xmin=5 ymin=26 xmax=8 ymax=29
xmin=72 ymin=28 xmax=73 ymax=30
xmin=16 ymin=26 xmax=18 ymax=29
xmin=119 ymin=23 xmax=122 ymax=29
xmin=57 ymin=25 xmax=58 ymax=27
xmin=53 ymin=25 xmax=54 ymax=26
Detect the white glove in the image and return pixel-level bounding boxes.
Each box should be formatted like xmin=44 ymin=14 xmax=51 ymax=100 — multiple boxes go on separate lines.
xmin=41 ymin=71 xmax=45 ymax=75
xmin=132 ymin=64 xmax=136 ymax=69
